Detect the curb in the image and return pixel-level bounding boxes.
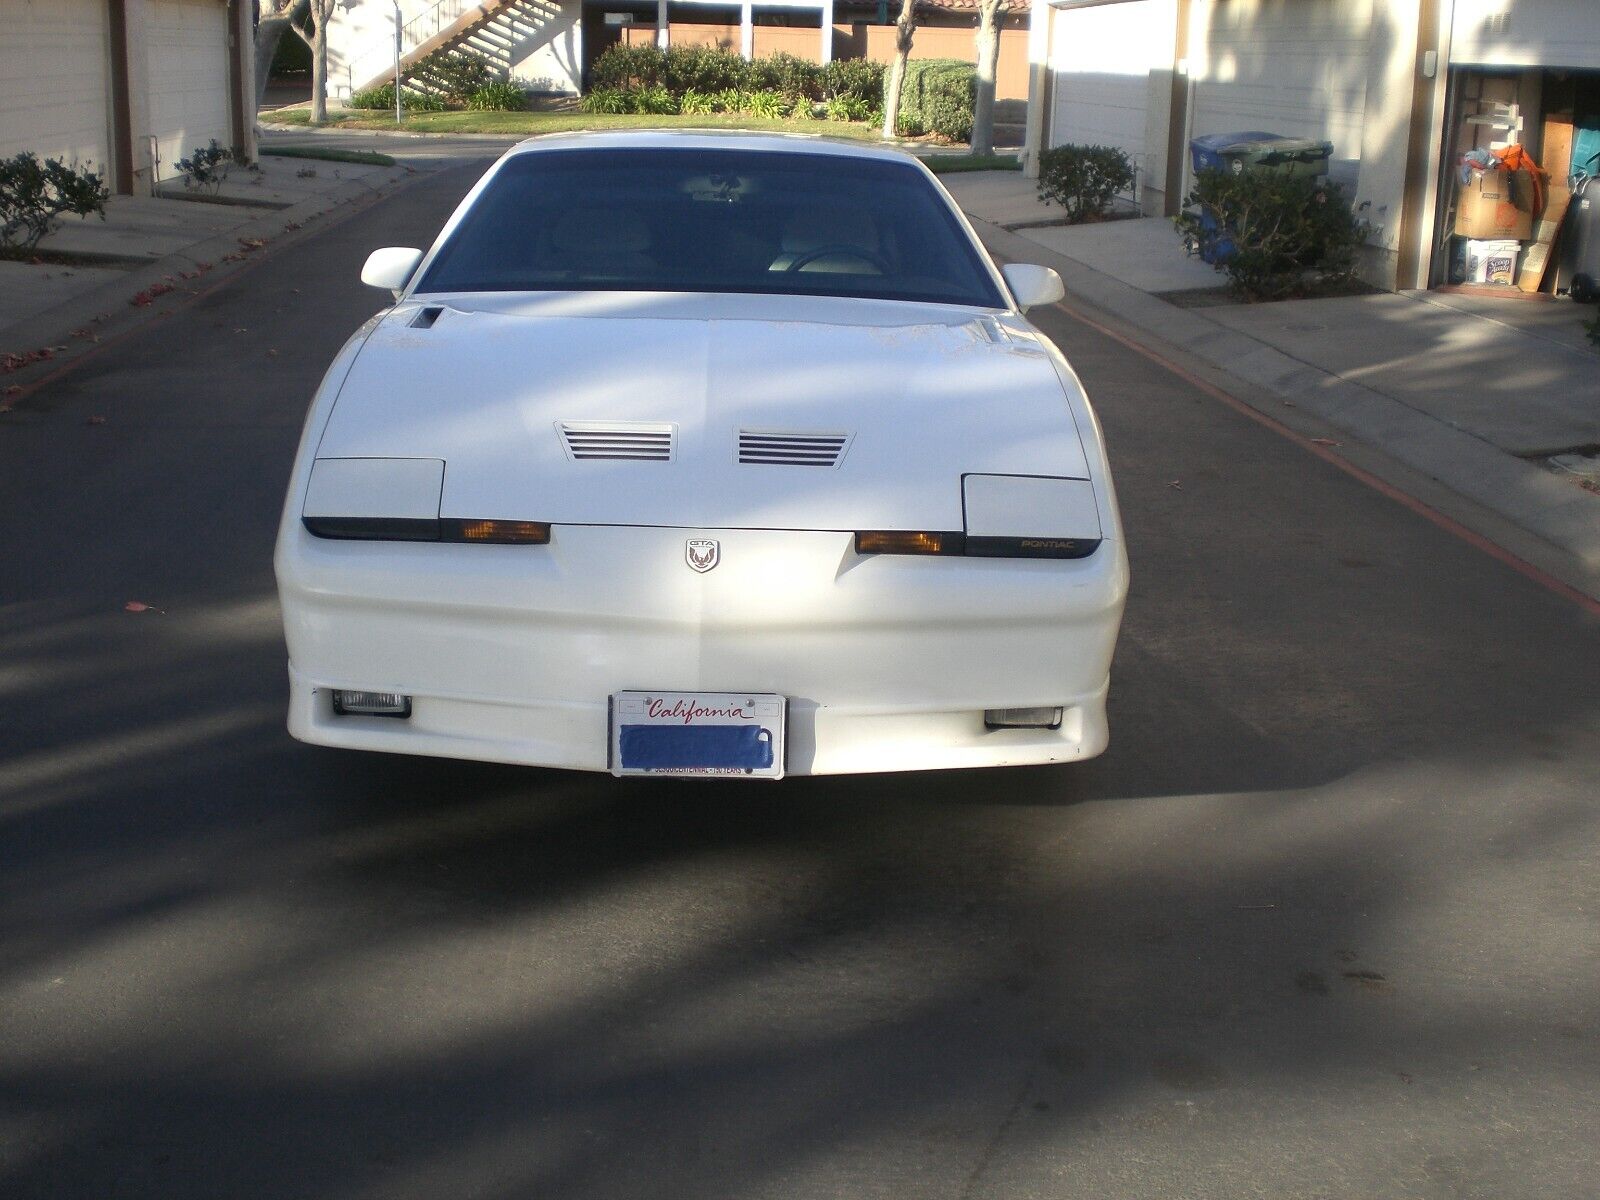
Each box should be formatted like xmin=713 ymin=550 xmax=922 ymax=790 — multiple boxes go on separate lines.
xmin=262 ymin=121 xmax=525 ymax=141
xmin=968 ymin=216 xmax=1600 ymax=578
xmin=1 ymin=166 xmax=418 ymax=390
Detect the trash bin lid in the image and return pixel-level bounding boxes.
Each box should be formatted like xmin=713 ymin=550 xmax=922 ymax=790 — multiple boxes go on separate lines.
xmin=1190 ymin=131 xmax=1282 ymax=153
xmin=1247 ymin=137 xmax=1335 ymax=157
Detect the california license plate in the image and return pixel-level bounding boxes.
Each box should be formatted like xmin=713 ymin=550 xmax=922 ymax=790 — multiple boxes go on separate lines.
xmin=611 ymin=691 xmax=786 ymax=779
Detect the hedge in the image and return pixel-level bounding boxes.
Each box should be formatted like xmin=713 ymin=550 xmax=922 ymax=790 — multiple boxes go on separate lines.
xmin=892 ymin=58 xmax=975 ymax=142
xmin=588 ymin=45 xmax=884 ymax=108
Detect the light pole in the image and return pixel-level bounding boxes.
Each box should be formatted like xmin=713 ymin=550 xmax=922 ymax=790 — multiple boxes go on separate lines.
xmin=393 ymin=1 xmax=404 ymax=124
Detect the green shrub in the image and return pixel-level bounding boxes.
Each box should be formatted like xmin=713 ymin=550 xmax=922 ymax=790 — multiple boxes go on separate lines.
xmin=821 ymin=58 xmax=885 ymax=106
xmin=631 ymin=84 xmax=679 ymax=114
xmin=349 ymin=83 xmax=393 ymax=109
xmin=0 ymin=152 xmax=109 ymax=253
xmin=176 ymin=139 xmax=232 ymax=192
xmin=663 ymin=45 xmax=747 ymax=94
xmin=468 ymin=80 xmax=527 ymax=111
xmin=409 ymin=50 xmax=495 ymax=102
xmin=590 ymin=44 xmax=666 ymax=90
xmin=825 ymin=95 xmax=871 ymax=123
xmin=788 ymin=97 xmax=821 ymax=121
xmin=710 ymin=87 xmax=746 ymax=114
xmin=351 ymin=83 xmax=444 ymax=112
xmin=581 ymin=87 xmax=631 ymax=114
xmin=893 ymin=59 xmax=975 ymax=142
xmin=1035 ymin=144 xmax=1136 ymax=222
xmin=743 ymin=89 xmax=786 ymax=119
xmin=679 ymin=87 xmax=715 ymax=115
xmin=1173 ymin=168 xmax=1369 ymax=300
xmin=755 ymin=52 xmax=821 ymax=101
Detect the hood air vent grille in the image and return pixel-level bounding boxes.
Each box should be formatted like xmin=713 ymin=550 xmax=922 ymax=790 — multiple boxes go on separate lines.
xmin=738 ymin=430 xmax=851 ymax=468
xmin=559 ymin=422 xmax=674 ymax=462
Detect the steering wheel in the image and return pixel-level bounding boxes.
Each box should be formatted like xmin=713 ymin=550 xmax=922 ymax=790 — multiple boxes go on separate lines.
xmin=784 ymin=244 xmax=891 ymax=274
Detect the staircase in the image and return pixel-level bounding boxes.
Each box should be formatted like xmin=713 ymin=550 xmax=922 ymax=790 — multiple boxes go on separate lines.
xmin=353 ymin=0 xmax=564 ymax=96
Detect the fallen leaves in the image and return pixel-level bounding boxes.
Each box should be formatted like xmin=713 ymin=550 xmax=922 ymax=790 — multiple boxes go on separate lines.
xmin=1311 ymin=437 xmax=1342 ymax=447
xmin=130 ymin=281 xmax=176 ymax=307
xmin=1167 ymin=479 xmax=1183 ymax=490
xmin=86 ymin=415 xmax=106 ymax=425
xmin=123 ymin=600 xmax=165 ymax=614
xmin=2 ymin=348 xmax=55 ymax=373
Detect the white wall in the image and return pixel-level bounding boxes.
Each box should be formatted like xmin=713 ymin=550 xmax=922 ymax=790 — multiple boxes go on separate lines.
xmin=1189 ymin=0 xmax=1373 ymax=189
xmin=1450 ymin=0 xmax=1600 ymax=71
xmin=329 ymin=0 xmax=583 ymax=100
xmin=0 ymin=0 xmax=113 ymax=169
xmin=1048 ymin=0 xmax=1179 ymax=209
xmin=147 ymin=0 xmax=232 ymax=182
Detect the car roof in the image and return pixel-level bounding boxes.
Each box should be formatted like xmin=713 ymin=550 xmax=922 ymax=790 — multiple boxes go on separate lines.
xmin=506 ymin=129 xmax=925 ymax=165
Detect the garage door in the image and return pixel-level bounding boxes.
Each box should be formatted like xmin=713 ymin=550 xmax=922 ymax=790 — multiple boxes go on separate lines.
xmin=1189 ymin=0 xmax=1370 ymax=188
xmin=1048 ymin=0 xmax=1176 ymax=205
xmin=147 ymin=0 xmax=232 ymax=184
xmin=1451 ymin=0 xmax=1600 ymax=72
xmin=0 ymin=0 xmax=112 ymax=169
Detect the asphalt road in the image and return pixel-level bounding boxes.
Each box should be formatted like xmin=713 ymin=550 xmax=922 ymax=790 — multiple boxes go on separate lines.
xmin=2 ymin=160 xmax=1597 ymax=1200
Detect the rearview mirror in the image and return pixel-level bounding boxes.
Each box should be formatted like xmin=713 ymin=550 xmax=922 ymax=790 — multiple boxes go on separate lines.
xmin=361 ymin=247 xmax=424 ymax=296
xmin=1002 ymin=263 xmax=1065 ymax=313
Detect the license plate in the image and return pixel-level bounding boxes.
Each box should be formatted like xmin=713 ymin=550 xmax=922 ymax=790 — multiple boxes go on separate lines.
xmin=611 ymin=691 xmax=786 ymax=779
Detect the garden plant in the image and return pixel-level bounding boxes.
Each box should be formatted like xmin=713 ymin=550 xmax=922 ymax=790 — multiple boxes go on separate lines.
xmin=1035 ymin=144 xmax=1136 ymax=223
xmin=0 ymin=152 xmax=110 ymax=255
xmin=1174 ymin=168 xmax=1368 ymax=301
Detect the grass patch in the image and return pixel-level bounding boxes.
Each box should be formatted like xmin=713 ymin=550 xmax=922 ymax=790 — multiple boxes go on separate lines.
xmin=259 ymin=144 xmax=396 ymax=166
xmin=268 ymin=108 xmax=888 ymax=142
xmin=920 ymin=153 xmax=1019 ymax=175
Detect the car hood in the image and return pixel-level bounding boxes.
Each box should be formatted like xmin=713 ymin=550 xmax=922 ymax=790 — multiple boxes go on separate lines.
xmin=315 ymin=292 xmax=1093 ymax=531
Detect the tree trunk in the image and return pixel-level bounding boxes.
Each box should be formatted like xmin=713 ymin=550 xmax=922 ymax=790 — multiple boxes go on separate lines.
xmin=312 ymin=26 xmax=328 ymax=125
xmin=294 ymin=0 xmax=334 ymax=125
xmin=253 ymin=1 xmax=309 ymax=114
xmin=880 ymin=0 xmax=918 ymax=141
xmin=970 ymin=0 xmax=1006 ymax=157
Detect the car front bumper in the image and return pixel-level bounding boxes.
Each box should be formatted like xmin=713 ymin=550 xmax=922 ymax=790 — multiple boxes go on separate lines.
xmin=275 ymin=524 xmax=1128 ymax=776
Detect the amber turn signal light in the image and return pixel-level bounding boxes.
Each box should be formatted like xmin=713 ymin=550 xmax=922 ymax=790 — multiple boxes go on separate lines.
xmin=855 ymin=530 xmax=965 ymax=555
xmin=442 ymin=519 xmax=551 ymax=544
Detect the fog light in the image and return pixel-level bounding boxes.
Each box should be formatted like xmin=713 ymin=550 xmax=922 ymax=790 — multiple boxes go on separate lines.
xmin=984 ymin=706 xmax=1063 ymax=730
xmin=332 ymin=690 xmax=412 ymax=718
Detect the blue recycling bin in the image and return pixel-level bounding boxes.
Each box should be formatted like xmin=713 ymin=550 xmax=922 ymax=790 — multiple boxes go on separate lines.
xmin=1190 ymin=132 xmax=1334 ymax=179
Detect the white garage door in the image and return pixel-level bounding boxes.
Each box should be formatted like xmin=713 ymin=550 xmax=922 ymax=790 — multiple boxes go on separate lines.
xmin=1451 ymin=0 xmax=1600 ymax=72
xmin=0 ymin=0 xmax=112 ymax=170
xmin=147 ymin=0 xmax=232 ymax=183
xmin=1048 ymin=0 xmax=1176 ymax=204
xmin=1189 ymin=0 xmax=1370 ymax=188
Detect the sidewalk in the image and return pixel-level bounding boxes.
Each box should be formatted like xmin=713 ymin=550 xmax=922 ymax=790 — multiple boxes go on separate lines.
xmin=1 ymin=149 xmax=418 ymax=381
xmin=944 ymin=171 xmax=1600 ymax=581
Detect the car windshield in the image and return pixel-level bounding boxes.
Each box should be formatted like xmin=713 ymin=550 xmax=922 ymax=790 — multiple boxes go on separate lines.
xmin=415 ymin=147 xmax=1006 ymax=308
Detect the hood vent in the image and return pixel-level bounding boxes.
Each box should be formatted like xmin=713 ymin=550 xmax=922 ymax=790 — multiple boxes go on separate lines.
xmin=738 ymin=430 xmax=852 ymax=468
xmin=559 ymin=421 xmax=675 ymax=462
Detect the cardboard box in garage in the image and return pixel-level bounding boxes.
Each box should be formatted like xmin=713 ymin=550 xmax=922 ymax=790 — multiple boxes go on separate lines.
xmin=1455 ymin=167 xmax=1535 ymax=240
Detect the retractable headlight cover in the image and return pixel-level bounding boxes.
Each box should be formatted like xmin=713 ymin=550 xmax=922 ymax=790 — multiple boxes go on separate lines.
xmin=301 ymin=459 xmax=551 ymax=543
xmin=961 ymin=474 xmax=1102 ymax=558
xmin=302 ymin=457 xmax=445 ymax=540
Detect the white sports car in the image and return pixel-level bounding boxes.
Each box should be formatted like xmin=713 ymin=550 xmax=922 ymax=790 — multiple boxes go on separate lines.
xmin=275 ymin=132 xmax=1127 ymax=778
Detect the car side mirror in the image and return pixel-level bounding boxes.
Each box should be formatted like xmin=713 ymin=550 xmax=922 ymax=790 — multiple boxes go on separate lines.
xmin=1002 ymin=263 xmax=1065 ymax=313
xmin=361 ymin=247 xmax=424 ymax=297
